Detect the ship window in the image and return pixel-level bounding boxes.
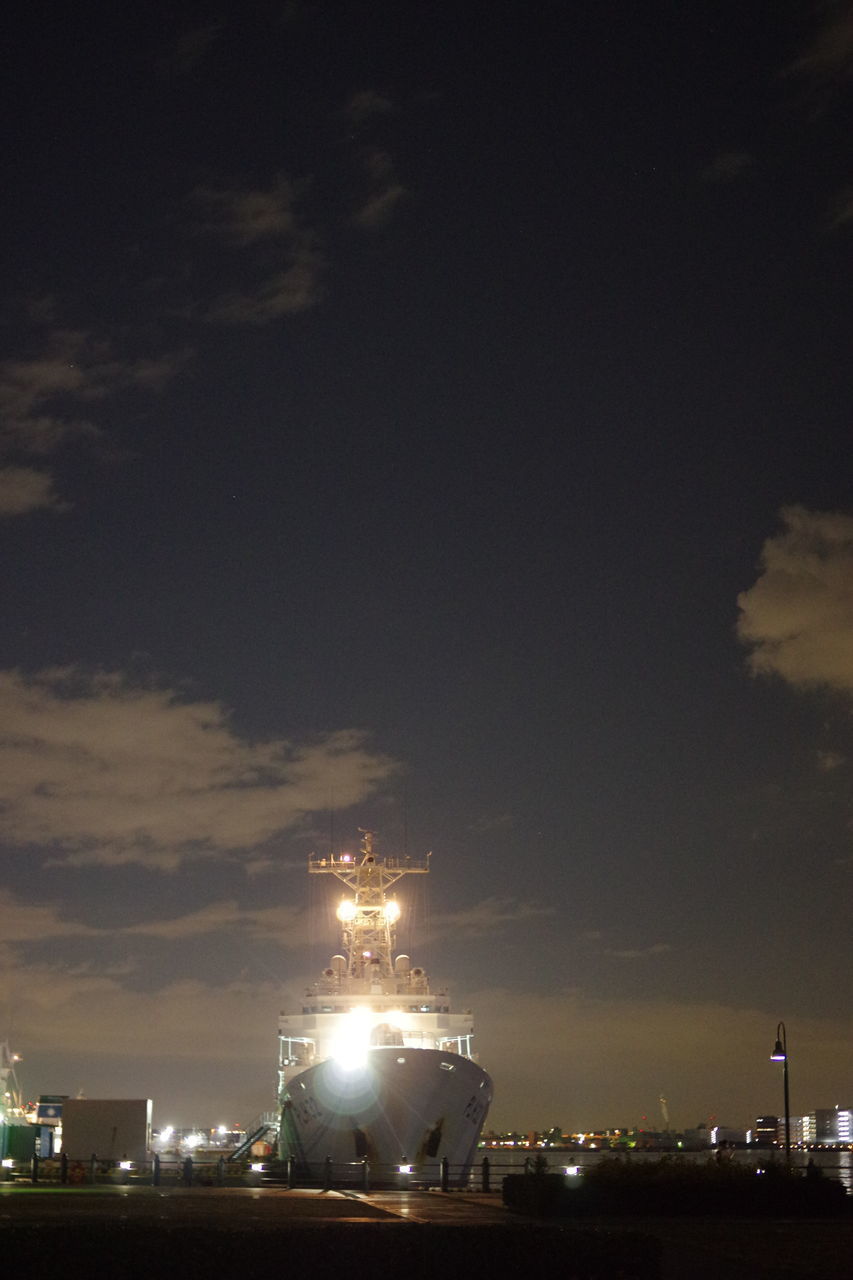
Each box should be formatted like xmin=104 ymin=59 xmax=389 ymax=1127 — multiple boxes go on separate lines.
xmin=321 ymin=1006 xmax=333 ymax=1013
xmin=420 ymin=1005 xmax=431 ymax=1012
xmin=440 ymin=1062 xmax=455 ymax=1071
xmin=409 ymin=1005 xmax=419 ymax=1012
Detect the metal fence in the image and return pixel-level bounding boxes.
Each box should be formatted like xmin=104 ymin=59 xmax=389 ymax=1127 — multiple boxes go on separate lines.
xmin=6 ymin=1152 xmax=851 ymax=1195
xmin=5 ymin=1152 xmax=496 ymax=1192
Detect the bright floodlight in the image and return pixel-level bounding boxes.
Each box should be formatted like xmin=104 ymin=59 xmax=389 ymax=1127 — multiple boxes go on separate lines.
xmin=384 ymin=899 xmax=400 ymax=922
xmin=330 ymin=1007 xmax=372 ymax=1071
xmin=337 ymin=899 xmax=357 ymax=922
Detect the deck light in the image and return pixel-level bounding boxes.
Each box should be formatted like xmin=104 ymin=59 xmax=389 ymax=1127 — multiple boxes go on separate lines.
xmin=330 ymin=1007 xmax=372 ymax=1070
xmin=337 ymin=899 xmax=357 ymax=922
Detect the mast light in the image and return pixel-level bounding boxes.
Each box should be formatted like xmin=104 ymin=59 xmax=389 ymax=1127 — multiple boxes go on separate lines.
xmin=337 ymin=899 xmax=357 ymax=921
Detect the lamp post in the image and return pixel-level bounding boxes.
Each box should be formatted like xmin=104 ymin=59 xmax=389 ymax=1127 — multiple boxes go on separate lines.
xmin=770 ymin=1021 xmax=791 ymax=1170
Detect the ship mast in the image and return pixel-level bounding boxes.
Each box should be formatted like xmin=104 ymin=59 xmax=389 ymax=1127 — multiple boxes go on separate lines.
xmin=309 ymin=830 xmax=429 ymax=979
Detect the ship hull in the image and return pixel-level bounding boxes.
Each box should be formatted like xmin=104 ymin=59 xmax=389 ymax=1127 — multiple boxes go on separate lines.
xmin=281 ymin=1046 xmax=492 ymax=1186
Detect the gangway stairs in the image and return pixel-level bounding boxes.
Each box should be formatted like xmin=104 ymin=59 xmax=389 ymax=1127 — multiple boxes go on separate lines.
xmin=227 ymin=1111 xmax=279 ymax=1162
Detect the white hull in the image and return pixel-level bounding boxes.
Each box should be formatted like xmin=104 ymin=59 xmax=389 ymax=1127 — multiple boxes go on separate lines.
xmin=281 ymin=1046 xmax=492 ymax=1185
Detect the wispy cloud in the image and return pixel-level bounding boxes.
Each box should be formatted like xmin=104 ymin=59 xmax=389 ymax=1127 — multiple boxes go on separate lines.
xmin=353 ymin=148 xmax=407 ymax=229
xmin=3 ymin=957 xmax=281 ymax=1068
xmin=817 ymin=749 xmax=846 ymax=772
xmin=828 ymin=185 xmax=853 ymax=229
xmin=429 ymin=896 xmax=553 ymax=938
xmin=122 ymin=900 xmax=307 ymax=943
xmin=193 ymin=177 xmax=301 ymax=246
xmin=343 ymin=90 xmax=396 ymax=128
xmin=468 ymin=812 xmax=514 ymax=833
xmin=207 ymin=255 xmax=323 ymax=325
xmin=789 ymin=4 xmax=853 ymax=87
xmin=0 ymin=327 xmax=187 ymax=515
xmin=158 ymin=20 xmax=226 ymax=76
xmin=0 ymin=891 xmax=103 ymax=943
xmin=700 ymin=150 xmax=754 ymax=184
xmin=0 ymin=667 xmax=397 ymax=868
xmin=737 ymin=506 xmax=853 ymax=694
xmin=604 ymin=942 xmax=672 ymax=960
xmin=192 ymin=179 xmax=324 ymax=322
xmin=0 ymin=465 xmax=66 ymax=517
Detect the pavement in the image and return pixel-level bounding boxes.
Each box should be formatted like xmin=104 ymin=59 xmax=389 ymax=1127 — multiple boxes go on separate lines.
xmin=2 ymin=1183 xmax=851 ymax=1277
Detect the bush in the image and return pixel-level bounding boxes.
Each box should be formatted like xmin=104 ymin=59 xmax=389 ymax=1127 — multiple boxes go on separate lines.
xmin=503 ymin=1156 xmax=850 ymax=1218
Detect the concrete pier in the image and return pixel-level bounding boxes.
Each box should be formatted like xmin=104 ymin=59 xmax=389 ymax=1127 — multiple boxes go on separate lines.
xmin=1 ymin=1184 xmax=850 ymax=1277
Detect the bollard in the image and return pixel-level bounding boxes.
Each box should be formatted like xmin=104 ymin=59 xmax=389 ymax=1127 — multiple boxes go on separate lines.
xmin=440 ymin=1156 xmax=449 ymax=1192
xmin=481 ymin=1155 xmax=490 ymax=1193
xmin=183 ymin=1156 xmax=193 ymax=1187
xmin=60 ymin=1152 xmax=69 ymax=1185
xmin=323 ymin=1155 xmax=332 ymax=1191
xmin=362 ymin=1158 xmax=370 ymax=1192
xmin=217 ymin=1156 xmax=225 ymax=1186
xmin=152 ymin=1153 xmax=161 ymax=1187
xmin=286 ymin=1155 xmax=295 ymax=1189
xmin=31 ymin=1153 xmax=39 ymax=1185
xmin=89 ymin=1154 xmax=97 ymax=1185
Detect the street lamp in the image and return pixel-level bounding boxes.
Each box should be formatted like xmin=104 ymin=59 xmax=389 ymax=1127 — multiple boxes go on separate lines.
xmin=770 ymin=1021 xmax=791 ymax=1169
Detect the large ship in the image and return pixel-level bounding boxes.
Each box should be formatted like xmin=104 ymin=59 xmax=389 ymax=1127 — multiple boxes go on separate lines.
xmin=277 ymin=831 xmax=492 ymax=1185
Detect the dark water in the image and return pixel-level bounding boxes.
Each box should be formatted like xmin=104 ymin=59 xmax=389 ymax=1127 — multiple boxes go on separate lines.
xmin=478 ymin=1145 xmax=853 ymax=1192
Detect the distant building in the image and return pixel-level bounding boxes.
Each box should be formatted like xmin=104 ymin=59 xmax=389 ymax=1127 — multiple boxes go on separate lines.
xmin=814 ymin=1108 xmax=853 ymax=1145
xmin=752 ymin=1116 xmax=778 ymax=1145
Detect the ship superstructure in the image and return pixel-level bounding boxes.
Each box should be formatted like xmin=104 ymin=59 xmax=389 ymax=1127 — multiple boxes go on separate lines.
xmin=277 ymin=831 xmax=492 ymax=1184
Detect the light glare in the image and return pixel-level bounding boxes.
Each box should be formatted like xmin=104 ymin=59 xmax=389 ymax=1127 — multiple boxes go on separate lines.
xmin=330 ymin=1007 xmax=373 ymax=1070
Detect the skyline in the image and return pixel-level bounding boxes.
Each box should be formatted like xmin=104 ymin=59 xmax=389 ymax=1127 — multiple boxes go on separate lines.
xmin=2 ymin=1 xmax=853 ymax=1132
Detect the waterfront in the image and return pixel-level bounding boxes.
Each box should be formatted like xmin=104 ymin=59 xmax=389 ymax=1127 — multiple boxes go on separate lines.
xmin=480 ymin=1145 xmax=853 ymax=1192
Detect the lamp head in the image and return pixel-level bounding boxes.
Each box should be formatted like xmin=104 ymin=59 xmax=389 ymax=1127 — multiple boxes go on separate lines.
xmin=770 ymin=1039 xmax=786 ymax=1062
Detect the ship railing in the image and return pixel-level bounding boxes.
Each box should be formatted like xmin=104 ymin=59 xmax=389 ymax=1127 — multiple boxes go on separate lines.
xmin=308 ymin=855 xmax=429 ymax=872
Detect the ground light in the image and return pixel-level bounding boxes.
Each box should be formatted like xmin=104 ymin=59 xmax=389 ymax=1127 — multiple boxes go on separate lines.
xmin=770 ymin=1021 xmax=791 ymax=1169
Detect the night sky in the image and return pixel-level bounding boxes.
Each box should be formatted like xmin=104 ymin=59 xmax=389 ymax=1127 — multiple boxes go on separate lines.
xmin=2 ymin=1 xmax=853 ymax=1134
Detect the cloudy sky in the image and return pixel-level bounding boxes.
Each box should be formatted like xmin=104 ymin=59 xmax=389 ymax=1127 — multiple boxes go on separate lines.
xmin=2 ymin=1 xmax=853 ymax=1133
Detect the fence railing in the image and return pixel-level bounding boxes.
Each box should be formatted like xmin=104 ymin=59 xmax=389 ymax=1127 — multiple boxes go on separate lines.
xmin=4 ymin=1152 xmax=497 ymax=1191
xmin=5 ymin=1153 xmax=850 ymax=1195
